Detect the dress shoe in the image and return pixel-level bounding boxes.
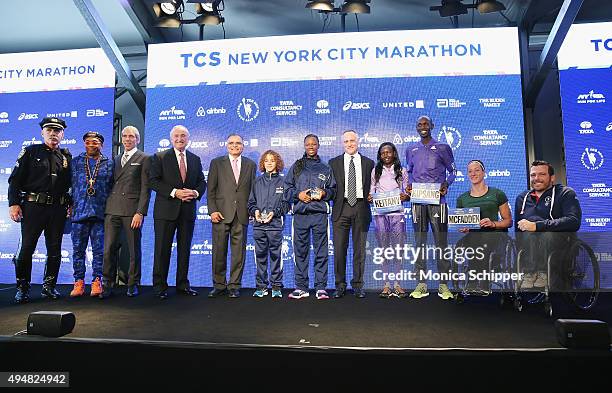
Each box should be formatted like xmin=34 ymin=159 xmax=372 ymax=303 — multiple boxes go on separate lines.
xmin=178 ymin=287 xmax=198 ymax=296
xmin=334 ymin=287 xmax=346 ymax=298
xmin=208 ymin=288 xmax=228 ymax=298
xmin=156 ymin=290 xmax=168 ymax=300
xmin=228 ymin=288 xmax=240 ymax=298
xmin=41 ymin=276 xmax=61 ymax=300
xmin=355 ymin=288 xmax=366 ymax=298
xmin=126 ymin=285 xmax=139 ymax=297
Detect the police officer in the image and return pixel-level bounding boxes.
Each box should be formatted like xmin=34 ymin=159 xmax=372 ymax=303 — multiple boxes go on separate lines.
xmin=8 ymin=117 xmax=72 ymax=304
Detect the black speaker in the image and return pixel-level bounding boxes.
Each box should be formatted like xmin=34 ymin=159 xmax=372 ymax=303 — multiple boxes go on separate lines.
xmin=555 ymin=319 xmax=611 ymax=350
xmin=27 ymin=311 xmax=76 ymax=337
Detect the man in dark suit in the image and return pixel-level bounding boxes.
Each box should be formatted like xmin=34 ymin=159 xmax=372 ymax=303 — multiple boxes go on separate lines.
xmin=149 ymin=125 xmax=206 ymax=299
xmin=207 ymin=133 xmax=256 ymax=298
xmin=329 ymin=130 xmax=375 ymax=298
xmin=100 ymin=126 xmax=151 ymax=298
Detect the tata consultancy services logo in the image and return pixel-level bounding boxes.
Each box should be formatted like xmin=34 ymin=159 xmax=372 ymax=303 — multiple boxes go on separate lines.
xmin=579 ymin=121 xmax=594 ymax=134
xmin=581 ymin=147 xmax=604 ymax=170
xmin=343 ymin=101 xmax=370 ymax=111
xmin=237 ymin=98 xmax=259 ymax=122
xmin=315 ymin=100 xmax=330 ymax=115
xmin=438 ymin=126 xmax=462 ymax=150
xmin=0 ymin=112 xmax=9 ymax=124
xmin=576 ymin=90 xmax=606 ymax=104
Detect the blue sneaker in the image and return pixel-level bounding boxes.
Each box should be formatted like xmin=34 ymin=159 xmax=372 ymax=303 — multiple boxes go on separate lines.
xmin=272 ymin=289 xmax=282 ymax=298
xmin=253 ymin=288 xmax=268 ymax=298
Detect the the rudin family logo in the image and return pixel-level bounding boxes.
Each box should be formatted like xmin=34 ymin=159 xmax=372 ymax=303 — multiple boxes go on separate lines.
xmin=158 ymin=106 xmax=185 ymax=121
xmin=86 ymin=109 xmax=109 ymax=118
xmin=343 ymin=100 xmax=370 ymax=111
xmin=478 ymin=98 xmax=505 ymax=108
xmin=581 ymin=147 xmax=604 ymax=170
xmin=382 ymin=100 xmax=425 ymax=109
xmin=18 ymin=113 xmax=38 ymax=121
xmin=0 ymin=112 xmax=9 ymax=123
xmin=585 ymin=217 xmax=610 ymax=227
xmin=392 ymin=134 xmax=420 ymax=145
xmin=438 ymin=125 xmax=462 ymax=150
xmin=473 ymin=129 xmax=508 ymax=146
xmin=47 ymin=111 xmax=78 ymax=118
xmin=576 ymin=90 xmax=606 ymax=104
xmin=318 ymin=136 xmax=337 ymax=146
xmin=270 ymin=100 xmax=302 ymax=116
xmin=436 ymin=98 xmax=466 ymax=108
xmin=579 ymin=121 xmax=594 ymax=134
xmin=196 ymin=106 xmax=226 ymax=117
xmin=315 ymin=100 xmax=330 ymax=115
xmin=237 ymin=98 xmax=259 ymax=122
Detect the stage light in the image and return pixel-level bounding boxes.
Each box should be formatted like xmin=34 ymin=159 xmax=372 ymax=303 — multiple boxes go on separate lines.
xmin=341 ymin=1 xmax=370 ymax=14
xmin=195 ymin=13 xmax=224 ymax=25
xmin=306 ymin=1 xmax=335 ymax=12
xmin=155 ymin=16 xmax=182 ymax=28
xmin=195 ymin=0 xmax=224 ymax=26
xmin=477 ymin=0 xmax=506 ymax=14
xmin=153 ymin=1 xmax=183 ymax=17
xmin=195 ymin=0 xmax=222 ymax=13
xmin=430 ymin=0 xmax=469 ymax=18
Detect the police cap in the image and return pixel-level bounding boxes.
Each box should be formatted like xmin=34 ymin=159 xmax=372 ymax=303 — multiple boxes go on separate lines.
xmin=39 ymin=117 xmax=67 ymax=130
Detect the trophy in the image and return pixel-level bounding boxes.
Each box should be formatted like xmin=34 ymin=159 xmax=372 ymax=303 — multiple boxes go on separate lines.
xmin=308 ymin=173 xmax=327 ymax=200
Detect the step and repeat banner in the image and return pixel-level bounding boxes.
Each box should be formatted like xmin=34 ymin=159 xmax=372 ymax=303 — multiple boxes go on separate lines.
xmin=0 ymin=48 xmax=115 ymax=284
xmin=145 ymin=27 xmax=527 ymax=289
xmin=558 ymin=22 xmax=612 ymax=286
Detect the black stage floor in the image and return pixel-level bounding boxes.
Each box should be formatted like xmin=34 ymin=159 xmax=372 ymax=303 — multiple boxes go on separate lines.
xmin=1 ymin=284 xmax=611 ymax=389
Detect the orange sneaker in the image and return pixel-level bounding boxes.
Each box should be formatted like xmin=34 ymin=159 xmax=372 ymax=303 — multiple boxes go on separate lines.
xmin=70 ymin=279 xmax=85 ymax=297
xmin=90 ymin=277 xmax=103 ymax=297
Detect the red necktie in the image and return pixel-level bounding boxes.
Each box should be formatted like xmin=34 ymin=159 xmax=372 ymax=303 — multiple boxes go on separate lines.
xmin=179 ymin=152 xmax=187 ymax=183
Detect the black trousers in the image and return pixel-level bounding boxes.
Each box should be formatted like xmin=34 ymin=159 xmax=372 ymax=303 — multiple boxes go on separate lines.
xmin=411 ymin=203 xmax=451 ymax=283
xmin=153 ymin=215 xmax=195 ymax=293
xmin=15 ymin=202 xmax=67 ymax=282
xmin=332 ymin=200 xmax=369 ymax=289
xmin=103 ymin=214 xmax=142 ymax=287
xmin=211 ymin=214 xmax=247 ymax=290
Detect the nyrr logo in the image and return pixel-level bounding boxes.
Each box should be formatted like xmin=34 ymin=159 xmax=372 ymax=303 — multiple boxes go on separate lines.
xmin=18 ymin=113 xmax=38 ymax=120
xmin=579 ymin=121 xmax=594 ymax=134
xmin=581 ymin=147 xmax=604 ymax=170
xmin=315 ymin=99 xmax=330 ymax=115
xmin=158 ymin=106 xmax=186 ymax=121
xmin=438 ymin=126 xmax=462 ymax=151
xmin=576 ymin=90 xmax=606 ymax=104
xmin=237 ymin=98 xmax=259 ymax=122
xmin=343 ymin=101 xmax=370 ymax=111
xmin=22 ymin=138 xmax=42 ymax=146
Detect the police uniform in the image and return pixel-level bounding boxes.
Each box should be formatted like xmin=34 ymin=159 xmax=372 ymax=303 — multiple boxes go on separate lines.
xmin=8 ymin=117 xmax=71 ymax=303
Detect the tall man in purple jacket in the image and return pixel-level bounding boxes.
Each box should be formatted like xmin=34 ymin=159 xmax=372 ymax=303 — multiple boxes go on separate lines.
xmin=405 ymin=115 xmax=456 ymax=300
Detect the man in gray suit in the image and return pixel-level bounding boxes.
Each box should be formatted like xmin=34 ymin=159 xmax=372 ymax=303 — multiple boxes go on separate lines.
xmin=101 ymin=126 xmax=151 ymax=298
xmin=207 ymin=134 xmax=256 ymax=298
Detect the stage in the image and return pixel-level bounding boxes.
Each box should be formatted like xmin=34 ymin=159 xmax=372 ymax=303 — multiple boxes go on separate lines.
xmin=1 ymin=284 xmax=611 ymax=389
